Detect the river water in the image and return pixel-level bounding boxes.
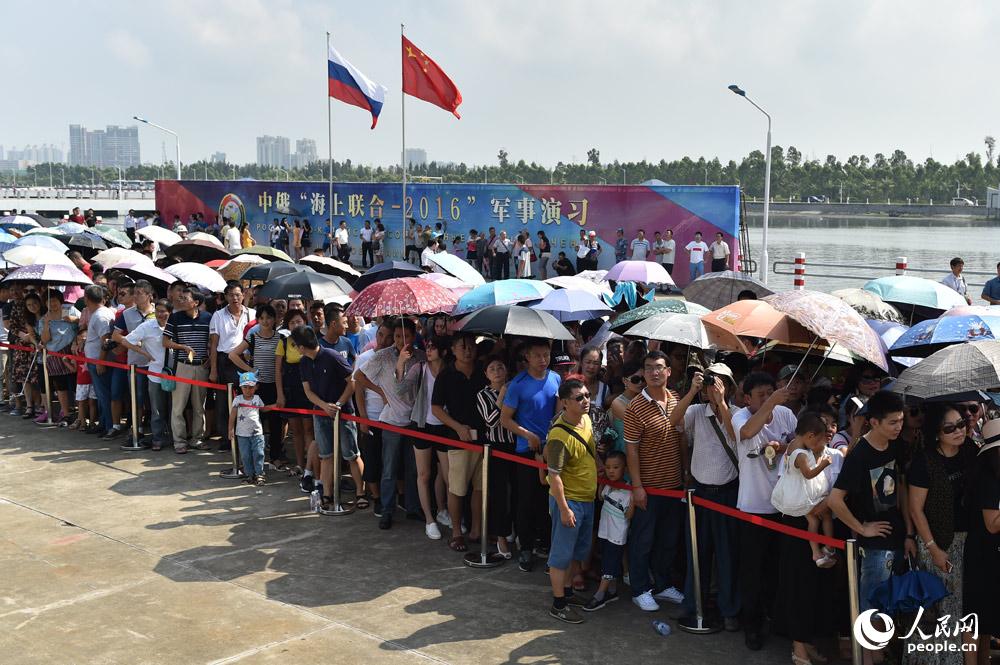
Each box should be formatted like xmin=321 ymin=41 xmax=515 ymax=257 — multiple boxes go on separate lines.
xmin=744 ymin=213 xmax=999 ymax=294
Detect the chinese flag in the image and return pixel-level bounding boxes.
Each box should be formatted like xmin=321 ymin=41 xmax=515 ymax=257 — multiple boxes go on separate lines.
xmin=402 ymin=35 xmax=462 ymax=118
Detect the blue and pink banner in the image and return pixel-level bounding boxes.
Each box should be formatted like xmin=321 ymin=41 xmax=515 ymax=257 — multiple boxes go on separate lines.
xmin=155 ymin=180 xmax=741 ymax=287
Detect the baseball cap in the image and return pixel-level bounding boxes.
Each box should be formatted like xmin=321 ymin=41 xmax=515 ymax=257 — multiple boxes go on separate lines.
xmin=551 ymin=353 xmax=575 ymax=367
xmin=778 ymin=364 xmax=799 ymax=381
xmin=704 ymin=362 xmax=735 ymax=385
xmin=588 ymin=230 xmax=597 ymax=237
xmin=239 ymin=371 xmax=258 ymax=387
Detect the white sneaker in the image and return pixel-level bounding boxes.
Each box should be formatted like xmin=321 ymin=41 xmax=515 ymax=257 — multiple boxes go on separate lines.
xmin=632 ymin=590 xmax=660 ymax=612
xmin=425 ymin=522 xmax=442 ymax=540
xmin=653 ymin=586 xmax=684 ymax=604
xmin=436 ymin=510 xmax=452 ymax=528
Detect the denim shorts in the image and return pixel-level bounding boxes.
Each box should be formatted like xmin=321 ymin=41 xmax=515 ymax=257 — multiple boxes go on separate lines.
xmin=859 ymin=547 xmax=899 ymax=612
xmin=600 ymin=538 xmax=625 ymax=579
xmin=313 ymin=414 xmax=359 ymax=461
xmin=547 ymin=495 xmax=594 ymax=570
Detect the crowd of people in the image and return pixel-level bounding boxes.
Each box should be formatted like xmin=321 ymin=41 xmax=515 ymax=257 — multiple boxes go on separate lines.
xmin=1 ymin=211 xmax=999 ymax=665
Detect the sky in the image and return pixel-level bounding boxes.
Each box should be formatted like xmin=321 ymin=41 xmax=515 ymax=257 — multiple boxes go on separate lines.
xmin=3 ymin=0 xmax=998 ymax=168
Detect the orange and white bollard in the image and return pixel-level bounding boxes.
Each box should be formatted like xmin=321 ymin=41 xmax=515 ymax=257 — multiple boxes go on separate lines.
xmin=895 ymin=256 xmax=907 ymax=276
xmin=793 ymin=253 xmax=806 ymax=290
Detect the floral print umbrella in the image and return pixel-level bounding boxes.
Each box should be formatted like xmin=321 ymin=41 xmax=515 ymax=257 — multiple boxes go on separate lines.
xmin=763 ymin=290 xmax=888 ymax=371
xmin=347 ymin=277 xmax=458 ymax=318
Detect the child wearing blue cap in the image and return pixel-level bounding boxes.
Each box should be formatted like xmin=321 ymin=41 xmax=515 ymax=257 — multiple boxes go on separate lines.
xmin=229 ymin=371 xmax=274 ymax=485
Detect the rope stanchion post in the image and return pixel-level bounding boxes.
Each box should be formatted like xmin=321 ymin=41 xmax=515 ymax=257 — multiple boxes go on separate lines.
xmin=220 ymin=382 xmax=243 ymax=479
xmin=41 ymin=347 xmax=54 ymax=426
xmin=895 ymin=256 xmax=907 ymax=276
xmin=120 ymin=364 xmax=144 ymax=451
xmin=464 ymin=444 xmax=505 ymax=569
xmin=677 ymin=489 xmax=721 ymax=634
xmin=846 ymin=538 xmax=862 ymax=665
xmin=323 ymin=410 xmax=354 ymax=515
xmin=793 ymin=252 xmax=806 ymax=290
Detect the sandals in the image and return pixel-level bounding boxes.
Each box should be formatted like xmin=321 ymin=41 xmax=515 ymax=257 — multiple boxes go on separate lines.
xmin=288 ymin=465 xmax=303 ymax=477
xmin=353 ymin=494 xmax=371 ymax=510
xmin=272 ymin=460 xmax=289 ymax=471
xmin=448 ymin=536 xmax=468 ymax=552
xmin=572 ymin=574 xmax=586 ymax=592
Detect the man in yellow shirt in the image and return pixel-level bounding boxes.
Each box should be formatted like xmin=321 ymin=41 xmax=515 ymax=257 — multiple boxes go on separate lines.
xmin=544 ymin=378 xmax=599 ymax=624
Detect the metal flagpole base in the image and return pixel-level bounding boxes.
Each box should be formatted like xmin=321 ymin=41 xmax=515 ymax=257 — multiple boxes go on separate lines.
xmin=676 ymin=616 xmax=722 ymax=635
xmin=463 ymin=551 xmax=506 ymax=568
xmin=322 ymin=411 xmax=355 ymax=516
xmin=119 ymin=441 xmax=144 ymax=452
xmin=219 ymin=467 xmax=246 ymax=479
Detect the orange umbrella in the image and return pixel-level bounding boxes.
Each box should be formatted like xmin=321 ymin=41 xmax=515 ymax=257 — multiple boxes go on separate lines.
xmin=701 ymin=299 xmax=814 ymax=346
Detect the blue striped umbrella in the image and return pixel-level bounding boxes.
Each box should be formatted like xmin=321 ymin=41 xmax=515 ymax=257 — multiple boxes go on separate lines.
xmin=453 ymin=279 xmax=553 ymax=316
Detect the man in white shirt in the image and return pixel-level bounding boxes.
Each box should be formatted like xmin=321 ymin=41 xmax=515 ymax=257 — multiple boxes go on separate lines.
xmin=652 ymin=230 xmax=674 ymax=293
xmin=730 ymin=372 xmax=795 ymax=650
xmin=421 ymin=238 xmax=439 ymax=271
xmin=360 ymin=220 xmax=374 ymax=268
xmin=709 ymin=232 xmax=731 ymax=273
xmin=629 ymin=229 xmax=651 ymax=261
xmin=223 ymin=219 xmax=241 ymax=251
xmin=209 ymin=282 xmax=254 ymax=449
xmin=124 ymin=209 xmax=137 ymax=243
xmin=685 ymin=232 xmax=709 ymax=282
xmin=334 ymin=221 xmax=351 ymax=263
xmin=941 ymin=256 xmax=972 ymax=305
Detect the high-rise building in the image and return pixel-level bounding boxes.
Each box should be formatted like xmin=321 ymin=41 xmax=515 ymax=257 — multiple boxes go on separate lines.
xmin=294 ymin=138 xmax=318 ymax=167
xmin=67 ymin=124 xmax=140 ymax=167
xmin=256 ymin=135 xmax=291 ymax=168
xmin=211 ymin=151 xmax=227 ymax=163
xmin=405 ymin=148 xmax=427 ymax=167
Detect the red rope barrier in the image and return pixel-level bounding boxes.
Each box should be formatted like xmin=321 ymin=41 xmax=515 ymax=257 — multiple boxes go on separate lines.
xmin=692 ymin=495 xmax=846 ymax=550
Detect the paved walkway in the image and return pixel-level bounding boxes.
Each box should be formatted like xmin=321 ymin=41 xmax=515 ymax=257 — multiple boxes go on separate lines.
xmin=0 ymin=417 xmax=791 ymax=664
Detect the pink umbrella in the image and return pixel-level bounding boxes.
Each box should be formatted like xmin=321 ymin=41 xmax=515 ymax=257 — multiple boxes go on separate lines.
xmin=419 ymin=272 xmax=474 ymax=296
xmin=604 ymin=260 xmax=675 ymax=285
xmin=347 ymin=277 xmax=458 ymax=318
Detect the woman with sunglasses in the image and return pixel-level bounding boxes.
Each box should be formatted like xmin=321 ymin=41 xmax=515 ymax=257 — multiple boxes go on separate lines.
xmin=607 ymin=361 xmax=644 ymax=458
xmin=906 ymin=403 xmax=977 ymax=664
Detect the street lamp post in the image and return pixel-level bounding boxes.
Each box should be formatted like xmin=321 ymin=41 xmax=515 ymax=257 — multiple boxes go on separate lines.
xmin=115 ymin=166 xmax=124 ymax=200
xmin=277 ymin=167 xmax=289 ymax=181
xmin=133 ymin=116 xmax=180 ymax=180
xmin=622 ymin=167 xmax=627 ymax=185
xmin=728 ymin=84 xmax=772 ymax=285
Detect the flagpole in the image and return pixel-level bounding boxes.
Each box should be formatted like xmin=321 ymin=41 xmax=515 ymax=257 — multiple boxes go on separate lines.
xmin=400 ymin=22 xmax=408 ymax=263
xmin=326 ymin=31 xmax=334 ymax=258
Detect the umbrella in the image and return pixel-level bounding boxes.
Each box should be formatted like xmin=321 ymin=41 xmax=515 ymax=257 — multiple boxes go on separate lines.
xmin=165 ymin=239 xmax=231 ymax=263
xmin=92 ymin=248 xmax=153 ymax=269
xmin=701 ymin=299 xmax=815 ymax=346
xmin=240 ymin=262 xmax=312 ymax=283
xmin=257 ymin=271 xmax=352 ymax=303
xmin=347 ymin=277 xmax=458 ymax=317
xmin=623 ymin=312 xmax=749 ymax=353
xmin=352 ymin=260 xmax=424 ymax=292
xmin=113 ymin=261 xmax=178 ymax=289
xmin=610 ymin=299 xmax=711 ymax=332
xmin=23 ymin=226 xmax=68 ymax=238
xmin=232 ymin=246 xmax=293 ymax=263
xmin=89 ymin=225 xmax=132 ymax=249
xmin=1 ymin=245 xmax=75 ymax=268
xmin=0 ymin=215 xmax=41 ymax=231
xmin=575 ymin=269 xmax=609 ymax=283
xmin=23 ymin=213 xmax=58 ymax=228
xmin=66 ymin=233 xmax=108 ymax=255
xmin=940 ymin=305 xmax=1000 ymax=318
xmin=218 ymin=259 xmax=272 ymax=282
xmin=683 ymin=270 xmax=774 ymax=312
xmin=427 ymin=251 xmax=487 ymax=286
xmin=0 ymin=241 xmax=14 ymax=254
xmin=13 ymin=235 xmax=69 ymax=253
xmin=54 ymin=222 xmax=88 ymax=235
xmin=892 ymin=340 xmax=1000 ymax=399
xmin=832 ymin=288 xmax=904 ymax=323
xmin=529 ymin=289 xmax=613 ymax=322
xmin=165 ymin=262 xmax=228 ymax=293
xmin=136 ymin=225 xmax=183 ymax=247
xmin=205 ymin=259 xmax=228 ymax=269
xmin=299 ymin=255 xmax=361 ymax=281
xmin=419 ymin=272 xmax=475 ymax=296
xmin=544 ymin=275 xmax=613 ymax=299
xmin=454 ymin=304 xmax=575 ymax=341
xmin=604 ymin=260 xmax=675 ymax=285
xmin=1 ymin=264 xmax=93 ymax=286
xmin=863 ymin=276 xmax=967 ymax=321
xmin=867 ymin=320 xmax=919 ymax=369
xmin=888 ymin=313 xmax=1000 ymax=358
xmin=187 ymin=232 xmax=224 ymax=247
xmin=453 ymin=279 xmax=553 ymax=315
xmin=0 ymin=232 xmax=16 ymax=243
xmin=868 ymin=568 xmax=949 ymax=613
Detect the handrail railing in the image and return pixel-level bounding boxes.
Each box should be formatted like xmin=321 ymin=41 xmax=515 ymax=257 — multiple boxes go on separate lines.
xmin=773 ymin=256 xmax=993 ymax=288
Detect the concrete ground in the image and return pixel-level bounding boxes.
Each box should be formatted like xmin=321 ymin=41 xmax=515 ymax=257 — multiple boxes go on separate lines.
xmin=0 ymin=417 xmax=794 ymax=665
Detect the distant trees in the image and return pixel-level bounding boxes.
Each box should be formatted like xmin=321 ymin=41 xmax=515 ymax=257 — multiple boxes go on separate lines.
xmin=11 ymin=146 xmax=1000 ymax=203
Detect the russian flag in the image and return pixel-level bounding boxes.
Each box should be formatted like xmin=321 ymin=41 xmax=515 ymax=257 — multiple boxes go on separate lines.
xmin=328 ymin=44 xmax=387 ymax=129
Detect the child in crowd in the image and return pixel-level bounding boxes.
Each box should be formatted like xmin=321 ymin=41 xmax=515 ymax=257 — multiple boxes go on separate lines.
xmin=68 ymin=330 xmax=95 ymax=432
xmin=228 ymin=372 xmax=274 ymax=486
xmin=583 ymin=451 xmax=633 ymax=611
xmin=772 ymin=413 xmax=837 ymax=568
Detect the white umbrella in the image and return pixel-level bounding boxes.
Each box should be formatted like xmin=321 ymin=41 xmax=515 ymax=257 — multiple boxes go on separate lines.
xmin=575 ymin=269 xmax=609 ymax=283
xmin=187 ymin=232 xmax=224 ymax=248
xmin=136 ymin=225 xmax=183 ymax=247
xmin=544 ymin=275 xmax=613 ymax=299
xmin=299 ymin=254 xmax=361 ymax=279
xmin=1 ymin=245 xmax=75 ymax=268
xmin=13 ymin=235 xmax=70 ymax=253
xmin=166 ymin=262 xmax=227 ymax=292
xmin=427 ymin=251 xmax=486 ymax=286
xmin=92 ymin=248 xmax=154 ymax=269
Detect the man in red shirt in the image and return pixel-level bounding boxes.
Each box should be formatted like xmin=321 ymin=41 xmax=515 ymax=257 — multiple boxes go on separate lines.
xmin=69 ymin=207 xmax=85 ymax=224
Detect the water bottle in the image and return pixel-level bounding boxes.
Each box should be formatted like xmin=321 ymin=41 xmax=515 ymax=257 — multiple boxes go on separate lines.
xmin=652 ymin=620 xmax=672 ymax=636
xmin=309 ymin=489 xmax=321 ymax=513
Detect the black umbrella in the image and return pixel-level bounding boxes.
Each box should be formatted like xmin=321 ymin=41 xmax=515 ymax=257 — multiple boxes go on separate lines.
xmin=66 ymin=233 xmax=108 ymax=257
xmin=256 ymin=271 xmax=352 ymax=302
xmin=25 ymin=213 xmax=59 ymax=228
xmin=454 ymin=304 xmax=574 ymax=340
xmin=351 ymin=260 xmax=423 ymax=292
xmin=164 ymin=238 xmax=231 ymax=263
xmin=240 ymin=262 xmax=314 ymax=282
